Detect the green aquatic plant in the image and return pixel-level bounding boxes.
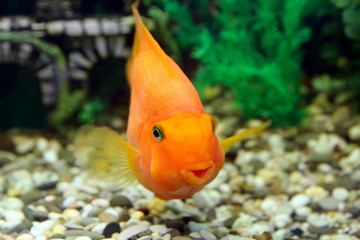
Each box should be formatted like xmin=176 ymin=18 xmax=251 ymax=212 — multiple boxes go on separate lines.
xmin=331 ymin=0 xmax=360 ymax=40
xmin=153 ymin=0 xmax=313 ymax=127
xmin=49 ymin=82 xmax=87 ymax=136
xmin=78 ymin=99 xmax=104 ymax=124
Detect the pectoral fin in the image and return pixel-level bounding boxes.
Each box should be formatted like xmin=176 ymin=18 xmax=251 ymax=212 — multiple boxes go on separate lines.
xmin=220 ymin=121 xmax=270 ymax=153
xmin=80 ymin=126 xmax=139 ymax=185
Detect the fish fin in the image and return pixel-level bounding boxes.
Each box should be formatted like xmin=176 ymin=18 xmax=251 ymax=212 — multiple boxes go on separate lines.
xmin=220 ymin=121 xmax=271 ymax=153
xmin=82 ymin=126 xmax=140 ymax=186
xmin=128 ymin=0 xmax=175 ymax=77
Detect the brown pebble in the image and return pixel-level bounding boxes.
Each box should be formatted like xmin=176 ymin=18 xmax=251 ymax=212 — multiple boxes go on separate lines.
xmin=98 ymin=212 xmax=117 ymax=223
xmin=270 ymin=181 xmax=283 ymax=195
xmin=253 ymin=231 xmax=273 ymax=240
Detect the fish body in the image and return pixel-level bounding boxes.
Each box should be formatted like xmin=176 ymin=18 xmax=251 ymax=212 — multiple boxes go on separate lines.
xmin=125 ymin=2 xmax=224 ymax=199
xmin=85 ymin=1 xmax=269 ymax=200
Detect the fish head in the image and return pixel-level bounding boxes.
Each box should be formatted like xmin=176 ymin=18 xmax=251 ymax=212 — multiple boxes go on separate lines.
xmin=139 ymin=111 xmax=224 ymax=199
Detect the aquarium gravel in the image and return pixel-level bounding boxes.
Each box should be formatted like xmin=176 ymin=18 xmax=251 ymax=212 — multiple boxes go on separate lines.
xmin=1 ymin=93 xmax=360 ymax=240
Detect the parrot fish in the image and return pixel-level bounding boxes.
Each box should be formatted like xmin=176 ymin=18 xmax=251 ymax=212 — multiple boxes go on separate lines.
xmin=85 ymin=0 xmax=269 ymax=200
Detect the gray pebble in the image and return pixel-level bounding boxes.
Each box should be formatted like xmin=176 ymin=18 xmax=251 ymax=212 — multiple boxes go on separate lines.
xmin=50 ymin=234 xmax=67 ymax=239
xmin=21 ymin=190 xmax=43 ymax=204
xmin=224 ymin=216 xmax=238 ymax=228
xmin=9 ymin=220 xmax=32 ymax=233
xmin=188 ymin=221 xmax=209 ymax=232
xmin=339 ymin=175 xmax=356 ymax=190
xmin=318 ymin=197 xmax=339 ymax=210
xmin=65 ymin=230 xmax=104 ymax=240
xmin=309 ymin=226 xmax=336 ymax=234
xmin=81 ymin=217 xmax=99 ymax=226
xmin=110 ymin=195 xmax=133 ymax=207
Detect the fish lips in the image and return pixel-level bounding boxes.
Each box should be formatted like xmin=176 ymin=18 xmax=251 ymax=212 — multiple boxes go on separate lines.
xmin=180 ymin=161 xmax=215 ymax=187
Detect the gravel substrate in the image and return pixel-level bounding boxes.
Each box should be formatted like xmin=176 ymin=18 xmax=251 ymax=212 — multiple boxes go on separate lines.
xmin=1 ymin=90 xmax=360 ymax=240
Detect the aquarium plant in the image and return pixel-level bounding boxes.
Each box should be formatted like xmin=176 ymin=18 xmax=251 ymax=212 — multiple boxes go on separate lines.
xmin=153 ymin=0 xmax=313 ymax=127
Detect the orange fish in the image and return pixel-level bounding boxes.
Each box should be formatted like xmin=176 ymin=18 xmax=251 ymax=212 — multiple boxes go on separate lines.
xmin=86 ymin=1 xmax=269 ymax=200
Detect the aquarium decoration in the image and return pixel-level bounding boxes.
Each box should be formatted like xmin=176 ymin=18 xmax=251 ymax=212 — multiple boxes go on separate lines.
xmin=0 ymin=32 xmax=66 ymax=105
xmin=153 ymin=0 xmax=313 ymax=127
xmin=0 ymin=0 xmax=133 ymax=131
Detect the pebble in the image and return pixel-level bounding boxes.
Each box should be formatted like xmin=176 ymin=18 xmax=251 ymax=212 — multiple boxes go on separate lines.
xmin=21 ymin=190 xmax=43 ymax=205
xmin=188 ymin=221 xmax=210 ymax=232
xmin=304 ymin=185 xmax=328 ymax=201
xmin=63 ymin=208 xmax=81 ymax=220
xmin=75 ymin=237 xmax=92 ymax=240
xmin=295 ymin=206 xmax=312 ymax=217
xmin=103 ymin=221 xmax=121 ymax=238
xmin=43 ymin=148 xmax=58 ymax=164
xmin=200 ymin=229 xmax=217 ymax=240
xmin=163 ymin=219 xmax=186 ymax=232
xmin=4 ymin=210 xmax=25 ymax=223
xmin=117 ymin=224 xmax=149 ymax=240
xmin=15 ymin=233 xmax=33 ymax=240
xmin=98 ymin=212 xmax=117 ymax=223
xmin=110 ymin=195 xmax=133 ymax=208
xmin=91 ymin=198 xmax=110 ymax=208
xmin=3 ymin=95 xmax=360 ymax=240
xmin=30 ymin=220 xmax=56 ymax=236
xmin=0 ymin=197 xmax=24 ymax=211
xmin=149 ymin=224 xmax=168 ymax=235
xmin=290 ymin=194 xmax=311 ymax=208
xmin=348 ymin=124 xmax=360 ymax=141
xmin=307 ymin=213 xmax=329 ymax=227
xmin=318 ymin=197 xmax=339 ymax=210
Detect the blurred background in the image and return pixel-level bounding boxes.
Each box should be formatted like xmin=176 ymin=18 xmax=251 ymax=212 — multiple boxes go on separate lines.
xmin=0 ymin=0 xmax=359 ymax=138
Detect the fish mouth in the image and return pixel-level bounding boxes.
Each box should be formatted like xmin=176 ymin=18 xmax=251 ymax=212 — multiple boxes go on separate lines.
xmin=180 ymin=162 xmax=215 ymax=187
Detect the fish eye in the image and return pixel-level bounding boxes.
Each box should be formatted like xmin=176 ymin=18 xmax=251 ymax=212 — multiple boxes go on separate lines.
xmin=209 ymin=115 xmax=217 ymax=132
xmin=152 ymin=125 xmax=164 ymax=141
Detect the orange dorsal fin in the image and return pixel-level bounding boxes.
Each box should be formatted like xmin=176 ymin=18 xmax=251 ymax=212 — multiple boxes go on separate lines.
xmin=127 ymin=0 xmax=175 ymax=86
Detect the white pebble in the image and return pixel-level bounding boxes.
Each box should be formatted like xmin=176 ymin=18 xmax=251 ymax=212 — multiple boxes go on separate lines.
xmin=332 ymin=187 xmax=349 ymax=202
xmin=16 ymin=233 xmax=33 ymax=240
xmin=305 ymin=185 xmax=328 ymax=201
xmin=162 ymin=233 xmax=171 ymax=240
xmin=295 ymin=206 xmax=312 ymax=217
xmin=5 ymin=210 xmax=25 ymax=223
xmin=1 ymin=197 xmax=24 ymax=211
xmin=273 ymin=213 xmax=292 ymax=228
xmin=348 ymin=124 xmax=360 ymax=141
xmin=200 ymin=229 xmax=217 ymax=240
xmin=149 ymin=224 xmax=168 ymax=235
xmin=290 ymin=194 xmax=310 ymax=208
xmin=232 ymin=213 xmax=256 ymax=230
xmin=189 ymin=232 xmax=201 ymax=239
xmin=35 ymin=236 xmax=47 ymax=240
xmin=192 ymin=189 xmax=221 ymax=209
xmin=30 ymin=220 xmax=56 ymax=236
xmin=63 ymin=208 xmax=81 ymax=220
xmin=36 ymin=138 xmax=48 ymax=151
xmin=91 ymin=223 xmax=106 ymax=234
xmin=75 ymin=237 xmax=91 ymax=240
xmin=215 ymin=205 xmax=233 ymax=221
xmin=307 ymin=213 xmax=328 ymax=227
xmin=91 ymin=198 xmax=110 ymax=208
xmin=117 ymin=224 xmax=149 ymax=240
xmin=43 ymin=148 xmax=58 ymax=164
xmin=188 ymin=221 xmax=209 ymax=232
